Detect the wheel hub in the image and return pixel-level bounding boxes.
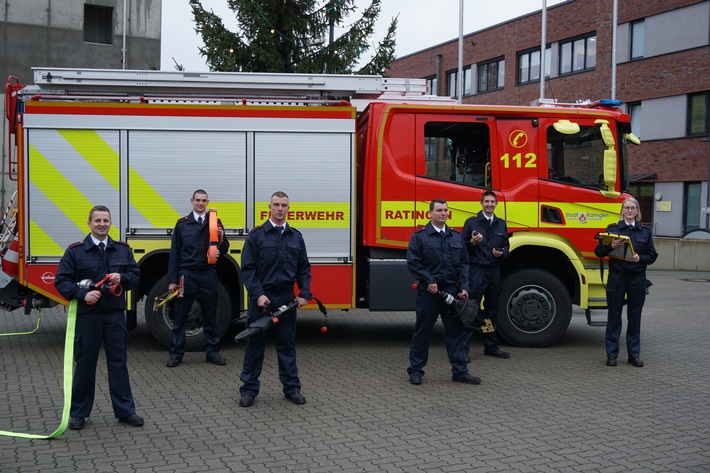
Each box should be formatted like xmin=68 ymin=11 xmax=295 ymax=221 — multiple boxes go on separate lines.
xmin=164 ymin=301 xmax=204 ymax=336
xmin=507 ymin=286 xmax=556 ymax=333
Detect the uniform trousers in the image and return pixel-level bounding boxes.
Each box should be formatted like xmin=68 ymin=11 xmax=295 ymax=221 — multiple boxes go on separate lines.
xmin=240 ymin=292 xmax=301 ymax=396
xmin=464 ymin=265 xmax=503 ymax=353
xmin=170 ymin=268 xmax=220 ymax=357
xmin=407 ymin=286 xmax=469 ymax=379
xmin=71 ymin=311 xmax=136 ymax=419
xmin=605 ymin=271 xmax=646 ymax=359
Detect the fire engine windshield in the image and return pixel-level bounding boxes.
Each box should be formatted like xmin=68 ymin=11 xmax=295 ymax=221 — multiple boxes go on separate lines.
xmin=547 ymin=124 xmax=609 ymax=191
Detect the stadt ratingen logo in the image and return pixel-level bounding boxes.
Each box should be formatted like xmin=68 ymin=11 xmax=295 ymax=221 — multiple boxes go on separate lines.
xmin=578 ymin=213 xmax=588 ymax=224
xmin=41 ymin=272 xmax=55 ymax=284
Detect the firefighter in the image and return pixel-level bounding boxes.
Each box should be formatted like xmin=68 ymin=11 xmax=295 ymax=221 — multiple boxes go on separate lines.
xmin=54 ymin=205 xmax=143 ymax=430
xmin=462 ymin=190 xmax=511 ymax=360
xmin=406 ymin=199 xmax=480 ymax=386
xmin=238 ymin=191 xmax=313 ymax=407
xmin=595 ymin=197 xmax=657 ymax=368
xmin=166 ymin=189 xmax=229 ymax=368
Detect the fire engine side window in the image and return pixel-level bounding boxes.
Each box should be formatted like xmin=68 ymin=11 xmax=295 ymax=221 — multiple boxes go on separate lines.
xmin=423 ymin=122 xmax=491 ymax=187
xmin=547 ymin=125 xmax=607 ymax=190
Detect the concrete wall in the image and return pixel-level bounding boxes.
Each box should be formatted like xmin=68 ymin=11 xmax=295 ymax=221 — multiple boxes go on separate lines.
xmin=653 ymin=237 xmax=710 ymax=270
xmin=1 ymin=0 xmax=162 ymax=212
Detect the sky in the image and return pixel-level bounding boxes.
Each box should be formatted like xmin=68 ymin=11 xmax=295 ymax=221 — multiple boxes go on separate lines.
xmin=160 ymin=0 xmax=566 ymax=72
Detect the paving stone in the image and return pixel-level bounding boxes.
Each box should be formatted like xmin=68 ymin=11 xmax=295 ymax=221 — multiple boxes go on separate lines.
xmin=1 ymin=270 xmax=709 ymax=472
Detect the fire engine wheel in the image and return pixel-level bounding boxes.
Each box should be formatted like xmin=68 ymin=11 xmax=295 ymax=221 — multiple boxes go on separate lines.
xmin=496 ymin=269 xmax=572 ymax=348
xmin=144 ymin=276 xmax=231 ymax=351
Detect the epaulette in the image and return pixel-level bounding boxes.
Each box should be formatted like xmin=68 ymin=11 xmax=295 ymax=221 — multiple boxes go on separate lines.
xmin=641 ymin=223 xmax=652 ymax=231
xmin=414 ymin=226 xmax=426 ymax=233
xmin=115 ymin=240 xmax=131 ymax=247
xmin=177 ymin=216 xmax=189 ymax=223
xmin=68 ymin=241 xmax=83 ymax=249
xmin=250 ymin=225 xmax=263 ymax=233
xmin=450 ymin=228 xmax=461 ymax=234
xmin=289 ymin=226 xmax=303 ymax=236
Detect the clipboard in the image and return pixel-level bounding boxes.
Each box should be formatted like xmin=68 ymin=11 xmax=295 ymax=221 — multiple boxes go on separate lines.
xmin=598 ymin=232 xmax=636 ymax=261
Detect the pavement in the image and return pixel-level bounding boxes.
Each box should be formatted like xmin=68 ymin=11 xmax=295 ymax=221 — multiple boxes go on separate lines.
xmin=1 ymin=270 xmax=709 ymax=472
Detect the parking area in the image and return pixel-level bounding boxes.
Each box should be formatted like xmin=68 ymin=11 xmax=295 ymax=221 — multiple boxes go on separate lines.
xmin=1 ymin=270 xmax=710 ymax=472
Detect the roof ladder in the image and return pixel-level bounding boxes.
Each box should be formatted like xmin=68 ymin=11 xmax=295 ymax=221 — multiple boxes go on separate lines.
xmin=31 ymin=67 xmax=429 ymax=100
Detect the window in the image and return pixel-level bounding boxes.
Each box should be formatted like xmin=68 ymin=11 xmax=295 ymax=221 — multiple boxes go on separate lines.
xmin=518 ymin=47 xmax=551 ymax=84
xmin=447 ymin=71 xmax=457 ymax=97
xmin=463 ymin=67 xmax=472 ymax=96
xmin=559 ymin=34 xmax=596 ymax=75
xmin=630 ymin=20 xmax=645 ymax=59
xmin=423 ymin=122 xmax=491 ymax=187
xmin=477 ymin=58 xmax=505 ymax=93
xmin=84 ymin=4 xmax=113 ymax=44
xmin=546 ymin=124 xmax=608 ymax=190
xmin=684 ymin=182 xmax=702 ymax=233
xmin=628 ymin=102 xmax=642 ymax=137
xmin=629 ymin=183 xmax=654 ymax=229
xmin=426 ymin=76 xmax=438 ymax=96
xmin=687 ymin=92 xmax=709 ymax=136
xmin=446 ymin=68 xmax=472 ymax=97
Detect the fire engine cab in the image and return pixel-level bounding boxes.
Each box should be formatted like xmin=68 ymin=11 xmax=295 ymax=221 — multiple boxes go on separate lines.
xmin=2 ymin=67 xmax=638 ymax=348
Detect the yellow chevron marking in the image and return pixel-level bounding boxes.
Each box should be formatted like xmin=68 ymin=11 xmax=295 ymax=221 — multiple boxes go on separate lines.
xmin=58 ymin=130 xmax=119 ymax=188
xmin=207 ymin=202 xmax=246 ymax=229
xmin=127 ymin=167 xmax=181 ymax=227
xmin=29 ymin=218 xmax=65 ymax=256
xmin=29 ymin=218 xmax=118 ymax=256
xmin=57 ymin=129 xmax=186 ymax=228
xmin=29 ymin=144 xmax=94 ymax=227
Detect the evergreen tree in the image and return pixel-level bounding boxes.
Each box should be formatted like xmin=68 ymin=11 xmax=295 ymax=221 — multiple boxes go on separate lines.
xmin=189 ymin=0 xmax=397 ymax=75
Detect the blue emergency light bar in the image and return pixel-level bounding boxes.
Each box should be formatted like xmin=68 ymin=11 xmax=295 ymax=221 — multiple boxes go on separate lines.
xmin=598 ymin=99 xmax=623 ymax=107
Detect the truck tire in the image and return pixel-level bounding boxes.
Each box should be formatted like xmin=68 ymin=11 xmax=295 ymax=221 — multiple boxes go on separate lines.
xmin=144 ymin=275 xmax=232 ymax=351
xmin=496 ymin=269 xmax=572 ymax=348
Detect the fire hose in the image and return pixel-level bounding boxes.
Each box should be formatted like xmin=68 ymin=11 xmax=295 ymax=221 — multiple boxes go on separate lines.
xmin=0 ymin=300 xmax=78 ymax=439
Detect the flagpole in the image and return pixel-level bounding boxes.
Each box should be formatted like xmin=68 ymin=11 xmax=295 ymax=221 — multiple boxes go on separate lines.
xmin=539 ymin=0 xmax=547 ymax=99
xmin=457 ymin=0 xmax=464 ymax=104
xmin=611 ymin=0 xmax=618 ymax=100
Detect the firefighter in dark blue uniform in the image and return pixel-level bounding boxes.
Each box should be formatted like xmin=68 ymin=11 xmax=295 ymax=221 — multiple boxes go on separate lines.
xmin=406 ymin=199 xmax=481 ymax=386
xmin=462 ymin=190 xmax=511 ymax=360
xmin=239 ymin=191 xmax=312 ymax=407
xmin=166 ymin=189 xmax=229 ymax=368
xmin=595 ymin=197 xmax=657 ymax=368
xmin=55 ymin=205 xmax=143 ymax=430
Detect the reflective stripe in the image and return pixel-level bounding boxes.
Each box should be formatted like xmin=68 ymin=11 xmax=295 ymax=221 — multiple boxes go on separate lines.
xmin=379 ymin=200 xmax=619 ymax=229
xmin=255 ymin=202 xmax=350 ymax=228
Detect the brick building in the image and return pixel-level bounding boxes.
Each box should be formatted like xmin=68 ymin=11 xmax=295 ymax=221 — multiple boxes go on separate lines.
xmin=387 ymin=0 xmax=710 ymax=237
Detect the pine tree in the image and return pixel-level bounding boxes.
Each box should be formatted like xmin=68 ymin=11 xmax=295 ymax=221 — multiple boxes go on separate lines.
xmin=189 ymin=0 xmax=397 ymax=75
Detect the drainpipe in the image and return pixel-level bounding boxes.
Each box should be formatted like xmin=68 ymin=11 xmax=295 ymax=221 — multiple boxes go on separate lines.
xmin=122 ymin=0 xmax=127 ymax=69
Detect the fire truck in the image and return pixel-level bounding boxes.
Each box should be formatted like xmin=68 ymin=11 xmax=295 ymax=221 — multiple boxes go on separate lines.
xmin=1 ymin=67 xmax=638 ymax=348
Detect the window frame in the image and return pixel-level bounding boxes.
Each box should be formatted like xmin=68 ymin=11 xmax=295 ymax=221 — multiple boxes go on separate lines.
xmin=630 ymin=20 xmax=645 ymax=60
xmin=84 ymin=4 xmax=114 ymax=45
xmin=477 ymin=57 xmax=505 ymax=93
xmin=517 ymin=46 xmax=551 ymax=85
xmin=628 ymin=102 xmax=642 ymax=137
xmin=687 ymin=91 xmax=710 ymax=137
xmin=559 ymin=33 xmax=596 ymax=76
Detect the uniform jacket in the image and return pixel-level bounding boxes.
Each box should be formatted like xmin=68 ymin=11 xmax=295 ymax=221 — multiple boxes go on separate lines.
xmin=168 ymin=213 xmax=229 ymax=283
xmin=595 ymin=220 xmax=658 ymax=275
xmin=55 ymin=235 xmax=139 ymax=315
xmin=462 ymin=211 xmax=509 ymax=266
xmin=241 ymin=221 xmax=312 ymax=301
xmin=407 ymin=222 xmax=469 ymax=291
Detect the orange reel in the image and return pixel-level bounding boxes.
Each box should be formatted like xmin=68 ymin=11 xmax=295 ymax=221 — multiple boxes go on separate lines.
xmin=207 ymin=209 xmax=219 ymax=265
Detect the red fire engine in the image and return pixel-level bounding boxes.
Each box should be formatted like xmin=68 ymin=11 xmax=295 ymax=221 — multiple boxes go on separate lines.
xmin=2 ymin=68 xmax=638 ymax=347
